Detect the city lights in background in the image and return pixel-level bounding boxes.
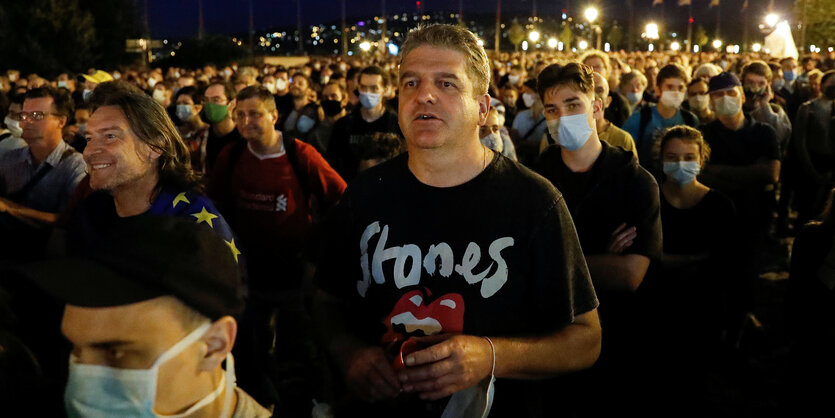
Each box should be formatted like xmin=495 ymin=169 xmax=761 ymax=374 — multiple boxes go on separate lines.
xmin=752 ymin=43 xmax=762 ymax=52
xmin=712 ymin=39 xmax=722 ymax=49
xmin=584 ymin=7 xmax=598 ymax=23
xmin=670 ymin=41 xmax=680 ymax=51
xmin=528 ymin=31 xmax=540 ymax=42
xmin=765 ymin=13 xmax=779 ymax=27
xmin=578 ymin=40 xmax=588 ymax=50
xmin=547 ymin=38 xmax=558 ymax=48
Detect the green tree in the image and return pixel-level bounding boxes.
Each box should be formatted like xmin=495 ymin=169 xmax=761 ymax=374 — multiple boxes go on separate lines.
xmin=559 ymin=24 xmax=574 ymax=48
xmin=694 ymin=25 xmax=709 ymax=48
xmin=607 ymin=25 xmax=624 ymax=50
xmin=154 ymin=35 xmax=248 ymax=69
xmin=507 ymin=20 xmax=525 ymax=52
xmin=793 ymin=0 xmax=835 ymax=50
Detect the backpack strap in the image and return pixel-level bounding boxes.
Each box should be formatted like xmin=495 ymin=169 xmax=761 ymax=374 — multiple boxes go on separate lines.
xmin=680 ymin=108 xmax=697 ymax=127
xmin=7 ymin=148 xmax=75 ymax=202
xmin=282 ymin=134 xmax=312 ymax=202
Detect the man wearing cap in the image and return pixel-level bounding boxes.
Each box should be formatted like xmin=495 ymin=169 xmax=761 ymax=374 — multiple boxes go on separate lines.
xmin=699 ymin=71 xmax=781 ymax=323
xmin=16 ymin=216 xmax=270 ymax=417
xmin=78 ymin=70 xmax=113 ymax=104
xmin=0 ymin=87 xmax=86 ymax=260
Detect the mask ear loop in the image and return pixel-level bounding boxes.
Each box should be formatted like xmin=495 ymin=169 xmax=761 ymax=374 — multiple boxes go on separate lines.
xmin=219 ymin=353 xmax=236 ymax=418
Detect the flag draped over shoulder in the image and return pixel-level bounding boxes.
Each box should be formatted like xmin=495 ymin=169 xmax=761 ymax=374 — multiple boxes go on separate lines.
xmin=150 ymin=190 xmax=242 ymax=262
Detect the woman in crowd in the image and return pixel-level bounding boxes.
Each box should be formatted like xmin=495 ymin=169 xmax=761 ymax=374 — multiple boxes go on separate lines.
xmin=174 ymin=86 xmax=210 ymax=173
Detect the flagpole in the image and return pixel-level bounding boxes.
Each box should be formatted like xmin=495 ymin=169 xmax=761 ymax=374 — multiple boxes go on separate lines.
xmin=494 ymin=0 xmax=501 ymax=55
xmin=686 ymin=1 xmax=692 ymax=53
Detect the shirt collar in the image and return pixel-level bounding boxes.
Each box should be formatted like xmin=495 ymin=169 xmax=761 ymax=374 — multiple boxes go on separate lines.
xmin=28 ymin=140 xmax=71 ymax=168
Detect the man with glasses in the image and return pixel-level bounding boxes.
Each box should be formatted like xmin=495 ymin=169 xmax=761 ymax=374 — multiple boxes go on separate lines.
xmin=0 ymin=87 xmax=86 ymax=259
xmin=204 ymin=81 xmax=244 ymax=171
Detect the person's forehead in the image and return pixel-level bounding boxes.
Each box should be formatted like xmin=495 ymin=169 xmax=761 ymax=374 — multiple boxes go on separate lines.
xmin=401 ymin=45 xmax=470 ymax=77
xmin=22 ymin=97 xmax=54 ymax=111
xmin=544 ymin=84 xmax=589 ymax=105
xmin=90 ymin=105 xmax=131 ymax=128
xmin=664 ymin=138 xmax=700 ymax=153
xmin=359 ymin=73 xmax=383 ymax=85
xmin=322 ymin=84 xmax=341 ymax=97
xmin=237 ymin=97 xmax=268 ymax=111
xmin=177 ymin=94 xmax=195 ymax=103
xmin=204 ymin=84 xmax=226 ymax=97
xmin=661 ymin=78 xmax=685 ymax=87
xmin=744 ymin=73 xmax=767 ymax=83
xmin=62 ymin=298 xmax=185 ymax=347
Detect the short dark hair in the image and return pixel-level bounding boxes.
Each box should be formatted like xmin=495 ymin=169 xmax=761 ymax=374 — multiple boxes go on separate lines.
xmin=656 ymin=64 xmax=690 ymax=87
xmin=656 ymin=125 xmax=711 ymax=170
xmin=821 ymin=70 xmax=835 ymax=88
xmin=90 ymin=81 xmax=202 ymax=192
xmin=206 ymin=80 xmax=236 ymax=102
xmin=174 ymin=86 xmax=204 ymax=104
xmin=357 ymin=132 xmax=406 ymax=161
xmin=741 ymin=60 xmax=773 ymax=81
xmin=25 ymin=86 xmax=73 ymax=120
xmin=359 ymin=65 xmax=391 ymax=87
xmin=235 ymin=85 xmax=276 ymax=112
xmin=536 ymin=62 xmax=594 ymax=100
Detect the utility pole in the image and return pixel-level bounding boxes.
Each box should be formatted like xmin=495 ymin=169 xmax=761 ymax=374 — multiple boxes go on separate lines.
xmin=495 ymin=0 xmax=501 ymax=54
xmin=341 ymin=0 xmax=347 ymax=56
xmin=686 ymin=2 xmax=693 ymax=53
xmin=296 ymin=0 xmax=303 ymax=55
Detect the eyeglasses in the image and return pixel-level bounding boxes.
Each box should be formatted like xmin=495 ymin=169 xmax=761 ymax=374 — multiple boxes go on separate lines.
xmin=18 ymin=111 xmax=60 ymax=122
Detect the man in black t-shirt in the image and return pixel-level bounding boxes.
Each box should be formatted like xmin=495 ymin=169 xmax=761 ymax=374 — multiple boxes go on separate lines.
xmin=314 ymin=25 xmax=601 ymax=418
xmin=700 ymin=72 xmax=781 ymax=284
xmin=533 ymin=63 xmax=663 ymax=416
xmin=204 ymin=81 xmax=244 ymax=171
xmin=326 ymin=65 xmax=402 ymax=181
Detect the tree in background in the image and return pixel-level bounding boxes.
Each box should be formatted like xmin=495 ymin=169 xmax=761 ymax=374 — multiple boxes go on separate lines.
xmin=507 ymin=20 xmax=525 ymax=52
xmin=793 ymin=0 xmax=835 ymax=51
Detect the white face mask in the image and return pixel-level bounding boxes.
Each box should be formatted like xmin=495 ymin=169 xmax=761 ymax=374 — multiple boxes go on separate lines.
xmin=83 ymin=89 xmax=94 ymax=102
xmin=176 ymin=104 xmax=194 ymax=122
xmin=275 ymin=78 xmax=288 ymax=92
xmin=359 ymin=92 xmax=381 ymax=109
xmin=626 ymin=91 xmax=643 ymax=105
xmin=688 ymin=95 xmax=709 ymax=111
xmin=263 ymin=83 xmax=276 ymax=94
xmin=64 ymin=322 xmax=236 ymax=418
xmin=713 ymin=95 xmax=741 ymax=117
xmin=659 ymin=91 xmax=685 ymax=109
xmin=77 ymin=123 xmax=88 ymax=136
xmin=58 ymin=80 xmax=68 ymax=89
xmin=4 ymin=116 xmax=22 ymax=137
xmin=522 ymin=92 xmax=537 ymax=108
xmin=508 ymin=75 xmax=521 ymax=85
xmin=547 ymin=113 xmax=593 ymax=151
xmin=147 ymin=78 xmax=158 ymax=88
xmin=320 ymin=75 xmax=330 ymax=85
xmin=152 ymin=89 xmax=167 ymax=104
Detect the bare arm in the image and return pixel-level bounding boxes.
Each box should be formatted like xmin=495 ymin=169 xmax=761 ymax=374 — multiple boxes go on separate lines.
xmin=585 ymin=254 xmax=650 ymax=292
xmin=0 ymin=198 xmax=60 ymax=225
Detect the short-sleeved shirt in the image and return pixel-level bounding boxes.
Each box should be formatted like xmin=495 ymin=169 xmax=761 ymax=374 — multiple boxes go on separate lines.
xmin=316 ymin=152 xmax=598 ymax=417
xmin=326 ymin=108 xmax=402 ymax=181
xmin=511 ymin=108 xmax=547 ymax=142
xmin=0 ymin=141 xmax=87 ymax=213
xmin=622 ymin=105 xmax=699 ymax=166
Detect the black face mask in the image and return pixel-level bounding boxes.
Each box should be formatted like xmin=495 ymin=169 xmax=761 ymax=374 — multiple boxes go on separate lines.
xmin=321 ymin=99 xmax=343 ymax=116
xmin=353 ymin=88 xmax=360 ymax=98
xmin=825 ymin=84 xmax=835 ymax=100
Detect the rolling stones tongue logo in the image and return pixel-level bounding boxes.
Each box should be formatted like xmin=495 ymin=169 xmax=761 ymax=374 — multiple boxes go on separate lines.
xmin=381 ymin=288 xmax=465 ymax=345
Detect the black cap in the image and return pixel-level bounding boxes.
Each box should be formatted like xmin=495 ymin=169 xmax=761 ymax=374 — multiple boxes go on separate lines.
xmin=708 ymin=72 xmax=742 ymax=93
xmin=10 ymin=216 xmax=244 ymax=320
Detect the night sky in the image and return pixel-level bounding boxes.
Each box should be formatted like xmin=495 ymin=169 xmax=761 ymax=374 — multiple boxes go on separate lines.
xmin=148 ymin=0 xmax=793 ymax=43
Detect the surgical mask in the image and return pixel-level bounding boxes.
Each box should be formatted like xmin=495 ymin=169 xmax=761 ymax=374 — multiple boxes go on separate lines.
xmin=359 ymin=92 xmax=381 ymax=109
xmin=522 ymin=92 xmax=537 ymax=108
xmin=320 ymin=75 xmax=330 ymax=85
xmin=663 ymin=161 xmax=701 ymax=185
xmin=772 ymin=79 xmax=785 ymax=91
xmin=77 ymin=123 xmax=87 ymax=136
xmin=263 ymin=83 xmax=276 ymax=94
xmin=714 ymin=95 xmax=741 ymax=117
xmin=173 ymin=71 xmax=181 ymax=78
xmin=147 ymin=78 xmax=158 ymax=88
xmin=176 ymin=104 xmax=194 ymax=122
xmin=297 ymin=115 xmax=315 ymax=133
xmin=480 ymin=132 xmax=503 ymax=153
xmin=64 ymin=322 xmax=236 ymax=418
xmin=113 ymin=72 xmax=121 ymax=80
xmin=688 ymin=95 xmax=709 ymax=111
xmin=508 ymin=75 xmax=520 ymax=85
xmin=152 ymin=89 xmax=167 ymax=104
xmin=783 ymin=71 xmax=795 ymax=82
xmin=4 ymin=117 xmax=22 ymax=137
xmin=321 ymin=99 xmax=343 ymax=117
xmin=626 ymin=91 xmax=643 ymax=105
xmin=660 ymin=91 xmax=685 ymax=109
xmin=547 ymin=113 xmax=593 ymax=151
xmin=83 ymin=89 xmax=93 ymax=102
xmin=204 ymin=102 xmax=229 ymax=124
xmin=58 ymin=80 xmax=68 ymax=89
xmin=275 ymin=78 xmax=288 ymax=91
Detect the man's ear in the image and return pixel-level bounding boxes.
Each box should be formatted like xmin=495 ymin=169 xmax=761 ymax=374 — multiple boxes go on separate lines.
xmin=271 ymin=109 xmax=279 ymax=125
xmin=197 ymin=316 xmax=237 ymax=372
xmin=477 ymin=94 xmax=490 ymax=125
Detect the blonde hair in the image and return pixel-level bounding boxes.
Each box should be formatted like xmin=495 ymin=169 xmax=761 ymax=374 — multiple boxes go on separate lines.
xmin=399 ymin=24 xmax=490 ymax=96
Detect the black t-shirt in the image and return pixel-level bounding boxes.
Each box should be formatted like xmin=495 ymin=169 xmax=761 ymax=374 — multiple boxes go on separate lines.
xmin=316 ymin=152 xmax=598 ymax=417
xmin=700 ymin=116 xmax=780 ymax=228
xmin=535 ymin=141 xmax=663 ymax=260
xmin=605 ymin=91 xmax=631 ymax=128
xmin=206 ymin=127 xmax=244 ymax=172
xmin=274 ymin=93 xmax=294 ymax=128
xmin=325 ymin=108 xmax=402 ymax=181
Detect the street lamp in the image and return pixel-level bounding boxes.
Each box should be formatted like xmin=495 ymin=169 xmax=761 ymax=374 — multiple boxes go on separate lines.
xmin=645 ymin=23 xmax=659 ymax=52
xmin=529 ymin=31 xmax=540 ymax=42
xmin=585 ymin=7 xmax=601 ymax=50
xmin=359 ymin=41 xmax=371 ymax=52
xmin=547 ymin=38 xmax=558 ymax=49
xmin=579 ymin=40 xmax=589 ymax=50
xmin=712 ymin=39 xmax=722 ymax=50
xmin=765 ymin=13 xmax=779 ymax=27
xmin=752 ymin=43 xmax=762 ymax=52
xmin=670 ymin=41 xmax=680 ymax=51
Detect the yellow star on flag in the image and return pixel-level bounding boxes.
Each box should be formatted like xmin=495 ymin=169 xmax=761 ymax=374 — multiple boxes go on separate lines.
xmin=191 ymin=206 xmax=218 ymax=228
xmin=172 ymin=192 xmax=191 ymax=208
xmin=225 ymin=239 xmax=241 ymax=262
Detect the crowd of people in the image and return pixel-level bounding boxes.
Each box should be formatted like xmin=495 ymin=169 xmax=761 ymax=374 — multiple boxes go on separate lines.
xmin=0 ymin=22 xmax=834 ymax=418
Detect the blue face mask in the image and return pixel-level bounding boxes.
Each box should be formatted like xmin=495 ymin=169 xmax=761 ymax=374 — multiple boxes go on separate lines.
xmin=663 ymin=161 xmax=701 ymax=185
xmin=358 ymin=92 xmax=381 ymax=109
xmin=64 ymin=322 xmax=236 ymax=418
xmin=297 ymin=114 xmax=315 ymax=133
xmin=783 ymin=70 xmax=796 ymax=82
xmin=175 ymin=104 xmax=194 ymax=122
xmin=547 ymin=113 xmax=593 ymax=151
